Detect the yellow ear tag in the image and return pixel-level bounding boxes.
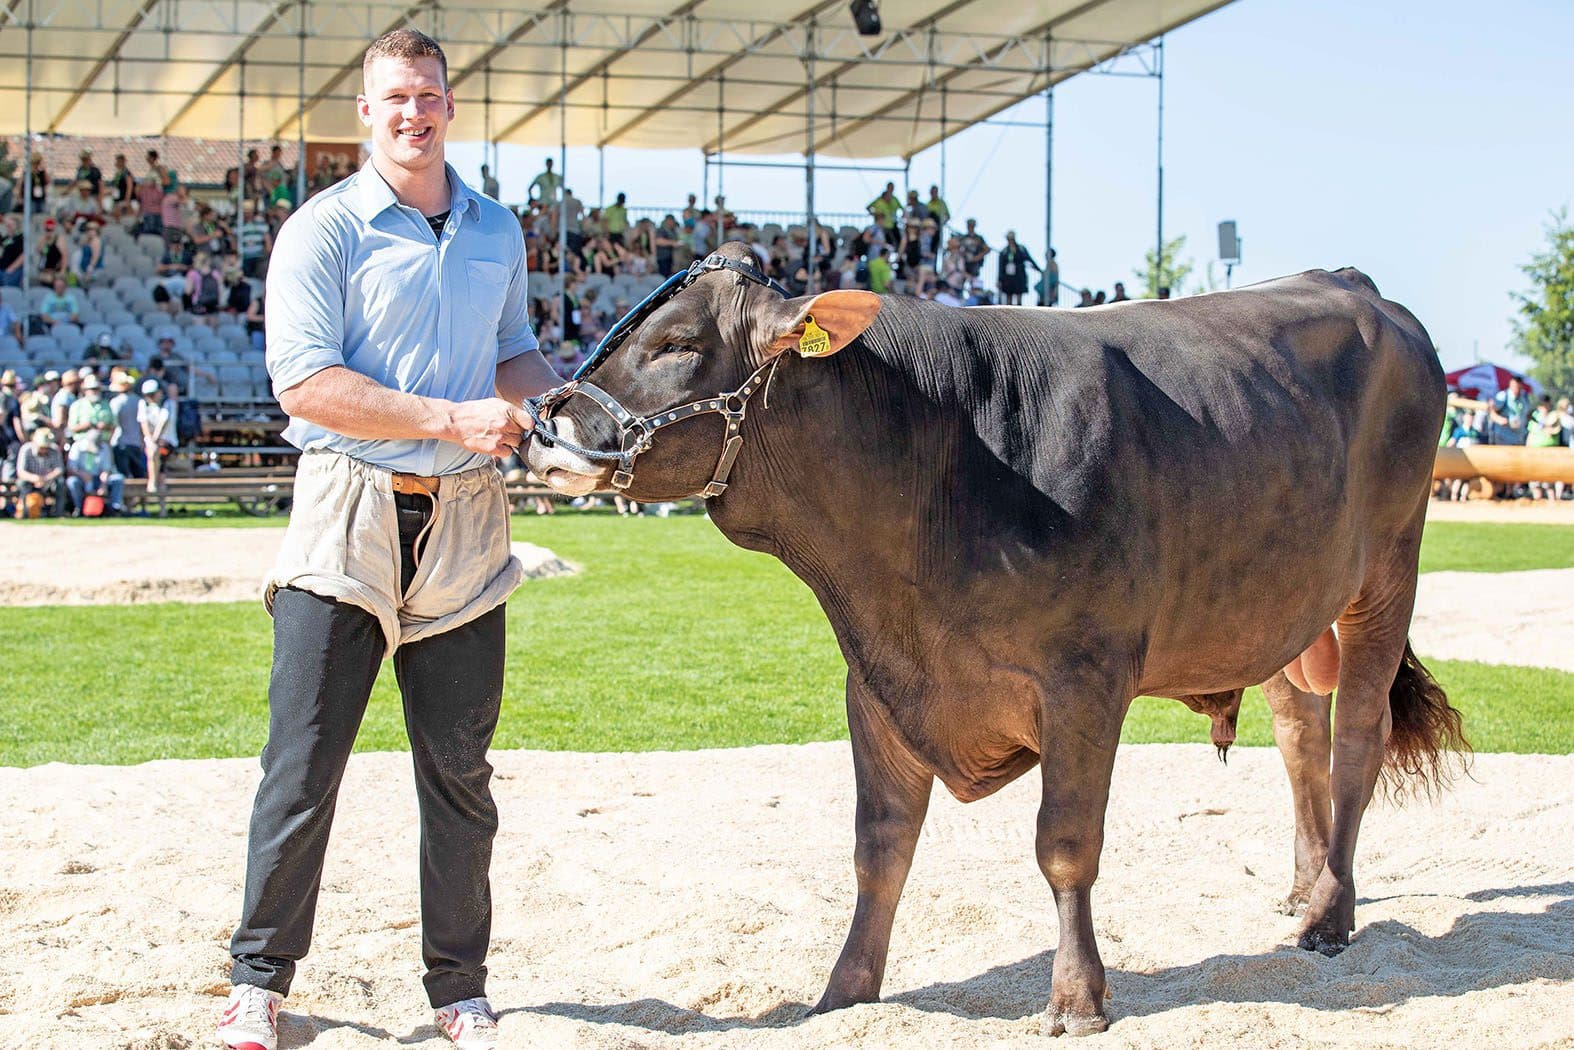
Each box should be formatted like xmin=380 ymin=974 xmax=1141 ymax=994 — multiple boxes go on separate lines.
xmin=797 ymin=315 xmax=833 ymax=358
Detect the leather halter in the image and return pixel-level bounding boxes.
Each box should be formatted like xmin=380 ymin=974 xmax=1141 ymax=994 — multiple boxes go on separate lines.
xmin=523 ymin=253 xmax=790 ymax=499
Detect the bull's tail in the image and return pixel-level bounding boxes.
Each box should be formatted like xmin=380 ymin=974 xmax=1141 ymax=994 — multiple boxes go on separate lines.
xmin=1382 ymin=641 xmax=1470 ymax=797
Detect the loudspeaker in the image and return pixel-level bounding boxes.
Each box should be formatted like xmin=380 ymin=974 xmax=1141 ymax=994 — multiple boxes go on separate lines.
xmin=850 ymin=0 xmax=882 ymax=36
xmin=1217 ymin=220 xmax=1240 ymax=262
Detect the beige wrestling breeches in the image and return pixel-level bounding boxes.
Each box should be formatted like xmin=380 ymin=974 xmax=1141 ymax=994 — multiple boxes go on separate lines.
xmin=263 ymin=451 xmax=523 ymax=653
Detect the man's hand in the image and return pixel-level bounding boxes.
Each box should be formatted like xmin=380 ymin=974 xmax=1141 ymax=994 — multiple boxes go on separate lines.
xmin=448 ymin=398 xmax=535 ymax=459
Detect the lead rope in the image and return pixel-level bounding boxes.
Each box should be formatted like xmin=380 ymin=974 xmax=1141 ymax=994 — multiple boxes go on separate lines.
xmin=410 ymin=489 xmax=439 ymax=574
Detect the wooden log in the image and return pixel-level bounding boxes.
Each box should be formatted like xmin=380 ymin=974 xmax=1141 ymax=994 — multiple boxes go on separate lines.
xmin=1433 ymin=446 xmax=1574 ymax=483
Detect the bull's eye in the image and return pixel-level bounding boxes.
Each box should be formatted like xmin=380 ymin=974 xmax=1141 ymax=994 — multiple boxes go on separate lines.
xmin=655 ymin=343 xmax=699 ymax=360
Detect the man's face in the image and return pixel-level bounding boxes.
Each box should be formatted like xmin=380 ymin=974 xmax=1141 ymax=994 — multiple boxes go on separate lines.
xmin=359 ymin=56 xmax=453 ymax=173
xmin=52 ymin=279 xmax=66 ymax=295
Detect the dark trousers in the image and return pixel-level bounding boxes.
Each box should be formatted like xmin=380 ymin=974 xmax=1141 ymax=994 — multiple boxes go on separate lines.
xmin=230 ymin=493 xmax=507 ymax=1008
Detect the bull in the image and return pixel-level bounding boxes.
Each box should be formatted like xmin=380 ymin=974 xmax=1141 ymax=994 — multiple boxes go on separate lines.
xmin=525 ymin=244 xmax=1467 ymax=1035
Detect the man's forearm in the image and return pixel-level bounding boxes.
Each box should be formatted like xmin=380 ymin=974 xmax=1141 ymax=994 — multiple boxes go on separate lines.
xmin=495 ymin=349 xmax=561 ymax=406
xmin=277 ymin=365 xmax=460 ymax=443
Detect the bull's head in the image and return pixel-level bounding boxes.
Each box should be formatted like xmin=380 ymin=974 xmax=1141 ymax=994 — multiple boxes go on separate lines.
xmin=526 ymin=242 xmax=882 ymax=502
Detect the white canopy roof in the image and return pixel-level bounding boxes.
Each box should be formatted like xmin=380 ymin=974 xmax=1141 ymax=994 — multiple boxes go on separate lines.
xmin=0 ymin=0 xmax=1231 ymax=159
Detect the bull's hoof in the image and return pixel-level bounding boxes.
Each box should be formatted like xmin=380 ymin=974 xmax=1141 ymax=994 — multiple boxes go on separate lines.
xmin=1296 ymin=924 xmax=1350 ymax=957
xmin=1043 ymin=1007 xmax=1110 ymax=1037
xmin=808 ymin=988 xmax=875 ymax=1016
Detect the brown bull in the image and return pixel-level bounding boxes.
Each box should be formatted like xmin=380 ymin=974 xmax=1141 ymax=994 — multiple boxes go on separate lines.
xmin=527 ymin=245 xmax=1468 ymax=1035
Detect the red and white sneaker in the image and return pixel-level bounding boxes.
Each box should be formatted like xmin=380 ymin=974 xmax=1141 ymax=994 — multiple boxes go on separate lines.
xmin=216 ymin=984 xmax=282 ymax=1050
xmin=434 ymin=996 xmax=499 ymax=1049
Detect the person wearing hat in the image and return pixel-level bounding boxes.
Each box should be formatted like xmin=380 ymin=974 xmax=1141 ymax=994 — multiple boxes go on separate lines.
xmin=996 ymin=229 xmax=1041 ymax=306
xmin=66 ymin=385 xmax=125 ymax=515
xmin=68 ymin=372 xmax=114 ymax=446
xmin=108 ymin=371 xmax=147 ymax=479
xmin=51 ymin=368 xmax=82 ymax=436
xmin=15 ymin=426 xmax=67 ymax=517
xmin=138 ymin=377 xmax=176 ymax=495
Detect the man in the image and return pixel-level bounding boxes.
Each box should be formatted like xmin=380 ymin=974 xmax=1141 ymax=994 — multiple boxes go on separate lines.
xmin=0 ymin=370 xmax=23 ymax=490
xmin=66 ymin=374 xmax=123 ymax=514
xmin=75 ymin=148 xmax=103 ymax=196
xmin=0 ymin=214 xmax=23 ymax=287
xmin=866 ymin=181 xmax=900 ymax=239
xmin=51 ymin=368 xmax=82 ymax=438
xmin=559 ymin=186 xmax=584 ymax=253
xmin=21 ymin=371 xmax=58 ymax=437
xmin=217 ymin=28 xmax=558 ymax=1050
xmin=479 ymin=163 xmax=500 ymax=200
xmin=0 ymin=296 xmax=21 ymax=343
xmin=1109 ymin=280 xmax=1129 ymax=303
xmin=39 ymin=278 xmax=81 ymax=329
xmin=1488 ymin=375 xmax=1532 ymax=447
xmin=960 ymin=218 xmax=989 ymax=277
xmin=238 ymin=199 xmax=273 ymax=279
xmin=109 ymin=153 xmax=134 ymax=218
xmin=137 ymin=150 xmax=166 ymax=236
xmin=926 ymin=184 xmax=951 ymax=227
xmin=603 ymin=191 xmax=629 ymax=245
xmin=108 ymin=372 xmax=147 ymax=479
xmin=137 ymin=377 xmax=175 ymax=494
xmin=15 ymin=427 xmax=67 ymax=516
xmin=527 ymin=156 xmax=561 ymax=204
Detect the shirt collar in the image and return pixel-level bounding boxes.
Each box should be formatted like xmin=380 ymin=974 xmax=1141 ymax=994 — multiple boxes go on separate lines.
xmin=352 ymin=160 xmax=481 ymax=225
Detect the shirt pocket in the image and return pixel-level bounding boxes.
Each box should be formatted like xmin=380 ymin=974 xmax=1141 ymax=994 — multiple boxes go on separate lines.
xmin=465 ymin=259 xmax=509 ymax=324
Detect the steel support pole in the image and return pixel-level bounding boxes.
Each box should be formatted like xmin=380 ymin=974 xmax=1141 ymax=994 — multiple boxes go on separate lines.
xmin=22 ymin=0 xmax=34 ymax=292
xmin=939 ymin=84 xmax=947 ymax=225
xmin=1155 ymin=35 xmax=1165 ymax=293
xmin=237 ymin=60 xmax=246 ymax=228
xmin=804 ymin=21 xmax=817 ymax=294
xmin=715 ymin=74 xmax=724 ymax=208
xmin=1044 ymin=80 xmax=1053 ymax=303
xmin=484 ymin=63 xmax=493 ymax=188
xmin=558 ymin=12 xmax=568 ymax=290
xmin=296 ymin=0 xmax=308 ymax=206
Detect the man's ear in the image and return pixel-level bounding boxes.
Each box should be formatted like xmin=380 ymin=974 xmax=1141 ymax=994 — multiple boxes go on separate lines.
xmin=768 ymin=290 xmax=882 ymax=358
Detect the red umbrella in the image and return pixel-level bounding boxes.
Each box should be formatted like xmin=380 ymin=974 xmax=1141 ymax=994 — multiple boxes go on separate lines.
xmin=1444 ymin=362 xmax=1540 ymax=400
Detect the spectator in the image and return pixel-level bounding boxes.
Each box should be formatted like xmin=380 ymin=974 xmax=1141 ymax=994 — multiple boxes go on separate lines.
xmin=867 ymin=247 xmax=893 ymax=294
xmin=72 ymin=221 xmax=104 ymax=285
xmin=20 ymin=371 xmax=58 ymax=436
xmin=654 ymin=215 xmax=681 ymax=276
xmin=28 ymin=151 xmax=48 ymax=214
xmin=185 ymin=250 xmax=226 ymax=315
xmin=37 ymin=222 xmax=71 ymax=286
xmin=161 ymin=183 xmax=190 ymax=243
xmin=1157 ymin=286 xmax=1172 ymax=300
xmin=51 ymin=368 xmax=81 ymax=437
xmin=16 ymin=427 xmax=67 ymax=517
xmin=0 ymin=141 xmax=14 ymax=213
xmin=1109 ymin=280 xmax=1129 ymax=303
xmin=867 ymin=182 xmax=900 ymax=239
xmin=0 ymin=296 xmax=20 ymax=343
xmin=926 ymin=185 xmax=951 ymax=227
xmin=137 ymin=150 xmax=166 ymax=236
xmin=108 ymin=153 xmax=134 ymax=218
xmin=138 ymin=377 xmax=176 ymax=494
xmin=263 ymin=145 xmax=287 ymax=187
xmin=1092 ymin=290 xmax=1107 ymax=305
xmin=1488 ymin=376 xmax=1532 ymax=446
xmin=480 ymin=163 xmax=500 ymax=200
xmin=0 ymin=214 xmax=23 ymax=287
xmin=560 ymin=187 xmax=585 ymax=252
xmin=960 ymin=218 xmax=988 ymax=277
xmin=39 ymin=278 xmax=81 ymax=329
xmin=245 ymin=294 xmax=266 ymax=352
xmin=66 ymin=427 xmax=124 ymax=515
xmin=60 ymin=180 xmax=102 ymax=226
xmin=0 ymin=369 xmax=22 ymax=487
xmin=604 ymin=192 xmax=629 ymax=245
xmin=108 ymin=372 xmax=147 ymax=479
xmin=903 ymin=188 xmax=926 ymax=222
xmin=996 ymin=230 xmax=1040 ymax=306
xmin=1561 ymin=397 xmax=1574 ymax=449
xmin=528 ymin=157 xmax=563 ymax=204
xmin=1527 ymin=396 xmax=1565 ymax=501
xmin=237 ymin=199 xmax=272 ymax=279
xmin=1038 ymin=248 xmax=1060 ymax=306
xmin=73 ymin=148 xmax=102 ymax=196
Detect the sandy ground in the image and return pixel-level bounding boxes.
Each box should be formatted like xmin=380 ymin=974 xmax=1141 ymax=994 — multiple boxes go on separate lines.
xmin=0 ymin=743 xmax=1569 ymax=1049
xmin=1423 ymin=498 xmax=1574 ymax=525
xmin=0 ymin=525 xmax=574 ymax=605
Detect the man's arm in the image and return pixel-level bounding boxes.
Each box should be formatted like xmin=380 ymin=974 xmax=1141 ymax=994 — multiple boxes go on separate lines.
xmin=495 ymin=350 xmax=560 ymax=406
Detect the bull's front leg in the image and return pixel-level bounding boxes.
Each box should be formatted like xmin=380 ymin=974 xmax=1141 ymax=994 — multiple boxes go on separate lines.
xmin=812 ymin=676 xmax=933 ymax=1014
xmin=1261 ymin=671 xmax=1332 ymax=915
xmin=1037 ymin=668 xmax=1128 ymax=1037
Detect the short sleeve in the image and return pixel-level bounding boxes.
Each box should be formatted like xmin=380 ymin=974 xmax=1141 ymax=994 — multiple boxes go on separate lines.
xmin=495 ymin=223 xmax=539 ymax=364
xmin=265 ymin=210 xmax=348 ymax=395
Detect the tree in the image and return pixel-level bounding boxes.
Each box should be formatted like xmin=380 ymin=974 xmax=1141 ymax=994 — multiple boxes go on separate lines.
xmin=1511 ymin=209 xmax=1574 ymax=397
xmin=1135 ymin=235 xmax=1195 ymax=298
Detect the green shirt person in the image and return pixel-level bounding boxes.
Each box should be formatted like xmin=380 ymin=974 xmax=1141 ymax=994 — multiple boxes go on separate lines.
xmin=867 ymin=182 xmax=900 ymax=232
xmin=529 ymin=159 xmax=563 ymax=204
xmin=604 ymin=193 xmax=629 ymax=238
xmin=868 ymin=252 xmax=893 ymax=294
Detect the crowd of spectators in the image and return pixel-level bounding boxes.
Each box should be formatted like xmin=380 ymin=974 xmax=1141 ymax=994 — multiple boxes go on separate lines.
xmin=1438 ymin=375 xmax=1573 ymax=501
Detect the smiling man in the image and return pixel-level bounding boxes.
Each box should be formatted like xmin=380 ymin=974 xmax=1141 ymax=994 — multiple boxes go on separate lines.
xmin=218 ymin=28 xmax=560 ymax=1050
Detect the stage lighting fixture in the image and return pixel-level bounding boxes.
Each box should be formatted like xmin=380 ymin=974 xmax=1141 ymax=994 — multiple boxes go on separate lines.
xmin=850 ymin=0 xmax=882 ymax=36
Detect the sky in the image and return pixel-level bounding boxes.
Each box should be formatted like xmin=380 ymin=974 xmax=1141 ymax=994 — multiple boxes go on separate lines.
xmin=446 ymin=0 xmax=1574 ymax=372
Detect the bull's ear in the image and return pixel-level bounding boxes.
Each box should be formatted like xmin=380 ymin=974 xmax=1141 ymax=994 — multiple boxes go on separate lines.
xmin=768 ymin=290 xmax=882 ymax=358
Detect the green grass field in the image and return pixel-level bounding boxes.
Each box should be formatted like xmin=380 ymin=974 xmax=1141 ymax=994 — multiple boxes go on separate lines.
xmin=0 ymin=516 xmax=1570 ymax=766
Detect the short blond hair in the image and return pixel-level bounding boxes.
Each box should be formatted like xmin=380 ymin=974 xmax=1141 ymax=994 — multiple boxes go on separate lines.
xmin=363 ymin=28 xmax=447 ymax=88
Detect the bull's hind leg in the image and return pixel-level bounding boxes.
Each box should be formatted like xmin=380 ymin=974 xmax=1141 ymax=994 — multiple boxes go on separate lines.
xmin=1262 ymin=671 xmax=1332 ymax=915
xmin=812 ymin=677 xmax=933 ymax=1014
xmin=1037 ymin=663 xmax=1129 ymax=1037
xmin=1297 ymin=525 xmax=1424 ymax=955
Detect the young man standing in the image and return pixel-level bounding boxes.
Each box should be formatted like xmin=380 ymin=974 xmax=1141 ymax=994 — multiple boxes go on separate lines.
xmin=218 ymin=28 xmax=558 ymax=1050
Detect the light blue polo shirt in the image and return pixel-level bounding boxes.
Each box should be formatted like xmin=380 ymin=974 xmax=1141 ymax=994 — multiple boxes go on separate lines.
xmin=265 ymin=161 xmax=538 ymax=475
